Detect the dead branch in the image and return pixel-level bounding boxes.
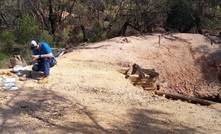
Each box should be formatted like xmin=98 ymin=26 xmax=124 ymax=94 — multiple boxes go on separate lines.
xmin=155 ymin=90 xmax=216 ymax=106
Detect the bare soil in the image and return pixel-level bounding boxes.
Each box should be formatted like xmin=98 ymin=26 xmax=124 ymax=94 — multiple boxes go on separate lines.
xmin=0 ymin=33 xmax=221 ymax=134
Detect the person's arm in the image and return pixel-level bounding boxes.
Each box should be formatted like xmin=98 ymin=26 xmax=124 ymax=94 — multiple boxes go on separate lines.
xmin=39 ymin=53 xmax=53 ymax=58
xmin=32 ymin=42 xmax=53 ymax=60
xmin=32 ymin=53 xmax=52 ymax=60
xmin=40 ymin=42 xmax=53 ymax=58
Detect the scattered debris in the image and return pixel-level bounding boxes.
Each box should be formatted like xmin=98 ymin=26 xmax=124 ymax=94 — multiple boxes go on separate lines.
xmin=12 ymin=65 xmax=28 ymax=73
xmin=54 ymin=48 xmax=67 ymax=57
xmin=0 ymin=71 xmax=12 ymax=76
xmin=121 ymin=63 xmax=160 ymax=90
xmin=0 ymin=71 xmax=18 ymax=91
xmin=9 ymin=55 xmax=27 ymax=68
xmin=10 ymin=86 xmax=19 ymax=91
xmin=122 ymin=37 xmax=129 ymax=43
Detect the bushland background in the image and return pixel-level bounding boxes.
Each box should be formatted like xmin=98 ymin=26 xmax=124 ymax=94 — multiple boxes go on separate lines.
xmin=1 ymin=1 xmax=221 ymax=133
xmin=0 ymin=0 xmax=221 ymax=67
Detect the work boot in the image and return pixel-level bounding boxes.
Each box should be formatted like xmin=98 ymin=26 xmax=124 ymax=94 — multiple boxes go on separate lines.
xmin=38 ymin=76 xmax=49 ymax=84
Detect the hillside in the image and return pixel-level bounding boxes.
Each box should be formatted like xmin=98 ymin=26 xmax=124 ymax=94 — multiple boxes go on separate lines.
xmin=0 ymin=33 xmax=221 ymax=134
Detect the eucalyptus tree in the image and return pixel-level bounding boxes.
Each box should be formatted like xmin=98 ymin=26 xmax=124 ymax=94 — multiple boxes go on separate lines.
xmin=166 ymin=0 xmax=194 ymax=32
xmin=166 ymin=0 xmax=221 ymax=33
xmin=131 ymin=0 xmax=167 ymax=34
xmin=187 ymin=0 xmax=221 ymax=33
xmin=69 ymin=0 xmax=125 ymax=42
xmin=199 ymin=0 xmax=221 ymax=33
xmin=79 ymin=0 xmax=168 ymax=38
xmin=27 ymin=0 xmax=76 ymax=34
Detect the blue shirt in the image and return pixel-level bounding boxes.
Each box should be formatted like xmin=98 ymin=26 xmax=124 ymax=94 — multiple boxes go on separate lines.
xmin=33 ymin=42 xmax=55 ymax=58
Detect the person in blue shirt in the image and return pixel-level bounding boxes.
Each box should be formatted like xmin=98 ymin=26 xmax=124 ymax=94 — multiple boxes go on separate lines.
xmin=30 ymin=40 xmax=56 ymax=84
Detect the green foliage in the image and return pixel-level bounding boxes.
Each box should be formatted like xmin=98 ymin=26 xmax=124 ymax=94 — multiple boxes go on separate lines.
xmin=86 ymin=21 xmax=104 ymax=42
xmin=0 ymin=31 xmax=15 ymax=44
xmin=0 ymin=53 xmax=7 ymax=61
xmin=0 ymin=41 xmax=11 ymax=68
xmin=166 ymin=0 xmax=221 ymax=33
xmin=166 ymin=0 xmax=194 ymax=32
xmin=0 ymin=43 xmax=13 ymax=54
xmin=0 ymin=31 xmax=14 ymax=55
xmin=0 ymin=31 xmax=15 ymax=68
xmin=0 ymin=53 xmax=9 ymax=68
xmin=14 ymin=14 xmax=41 ymax=44
xmin=1 ymin=0 xmax=221 ymax=48
xmin=38 ymin=30 xmax=54 ymax=46
xmin=203 ymin=6 xmax=221 ymax=33
xmin=52 ymin=31 xmax=69 ymax=48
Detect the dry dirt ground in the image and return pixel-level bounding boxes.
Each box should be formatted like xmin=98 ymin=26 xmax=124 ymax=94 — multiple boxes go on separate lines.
xmin=0 ymin=33 xmax=221 ymax=134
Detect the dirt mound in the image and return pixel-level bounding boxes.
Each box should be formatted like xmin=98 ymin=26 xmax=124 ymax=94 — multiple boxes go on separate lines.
xmin=0 ymin=33 xmax=221 ymax=134
xmin=63 ymin=33 xmax=221 ymax=100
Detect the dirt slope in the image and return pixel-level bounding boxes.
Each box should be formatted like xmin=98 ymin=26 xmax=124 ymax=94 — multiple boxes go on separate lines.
xmin=0 ymin=33 xmax=221 ymax=134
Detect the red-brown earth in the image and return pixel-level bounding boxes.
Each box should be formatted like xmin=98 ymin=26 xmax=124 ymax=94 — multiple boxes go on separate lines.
xmin=0 ymin=33 xmax=221 ymax=134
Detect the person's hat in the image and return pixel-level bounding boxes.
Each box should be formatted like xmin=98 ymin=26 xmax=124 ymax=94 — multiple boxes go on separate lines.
xmin=30 ymin=40 xmax=38 ymax=49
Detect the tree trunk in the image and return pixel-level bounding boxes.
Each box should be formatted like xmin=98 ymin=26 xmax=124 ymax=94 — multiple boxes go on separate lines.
xmin=118 ymin=21 xmax=129 ymax=36
xmin=28 ymin=0 xmax=50 ymax=31
xmin=80 ymin=25 xmax=87 ymax=42
xmin=195 ymin=18 xmax=202 ymax=34
xmin=17 ymin=0 xmax=21 ymax=16
xmin=48 ymin=0 xmax=57 ymax=34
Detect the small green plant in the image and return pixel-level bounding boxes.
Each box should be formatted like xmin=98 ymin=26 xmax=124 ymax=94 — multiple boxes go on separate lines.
xmin=0 ymin=31 xmax=15 ymax=44
xmin=0 ymin=53 xmax=9 ymax=69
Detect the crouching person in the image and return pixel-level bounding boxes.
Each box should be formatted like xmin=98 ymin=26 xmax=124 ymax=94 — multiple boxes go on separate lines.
xmin=30 ymin=40 xmax=57 ymax=84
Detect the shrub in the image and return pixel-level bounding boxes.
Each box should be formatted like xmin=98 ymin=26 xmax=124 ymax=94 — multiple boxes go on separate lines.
xmin=39 ymin=30 xmax=53 ymax=46
xmin=14 ymin=14 xmax=41 ymax=44
xmin=86 ymin=21 xmax=104 ymax=42
xmin=52 ymin=31 xmax=69 ymax=48
xmin=0 ymin=53 xmax=9 ymax=68
xmin=0 ymin=31 xmax=15 ymax=44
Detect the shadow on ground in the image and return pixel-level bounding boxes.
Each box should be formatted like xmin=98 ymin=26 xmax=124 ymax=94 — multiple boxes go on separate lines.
xmin=120 ymin=109 xmax=198 ymax=134
xmin=0 ymin=86 xmax=199 ymax=134
xmin=194 ymin=44 xmax=221 ymax=102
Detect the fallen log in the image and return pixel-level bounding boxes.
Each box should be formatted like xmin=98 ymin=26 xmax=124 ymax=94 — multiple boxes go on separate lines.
xmin=134 ymin=64 xmax=145 ymax=78
xmin=119 ymin=63 xmax=160 ymax=90
xmin=125 ymin=64 xmax=145 ymax=78
xmin=128 ymin=75 xmax=159 ymax=83
xmin=155 ymin=90 xmax=216 ymax=106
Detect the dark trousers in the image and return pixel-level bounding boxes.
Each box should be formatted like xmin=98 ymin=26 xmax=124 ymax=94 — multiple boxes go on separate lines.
xmin=32 ymin=58 xmax=54 ymax=76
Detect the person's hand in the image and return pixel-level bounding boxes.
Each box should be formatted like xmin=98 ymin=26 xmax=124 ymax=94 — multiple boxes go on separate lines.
xmin=32 ymin=55 xmax=40 ymax=61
